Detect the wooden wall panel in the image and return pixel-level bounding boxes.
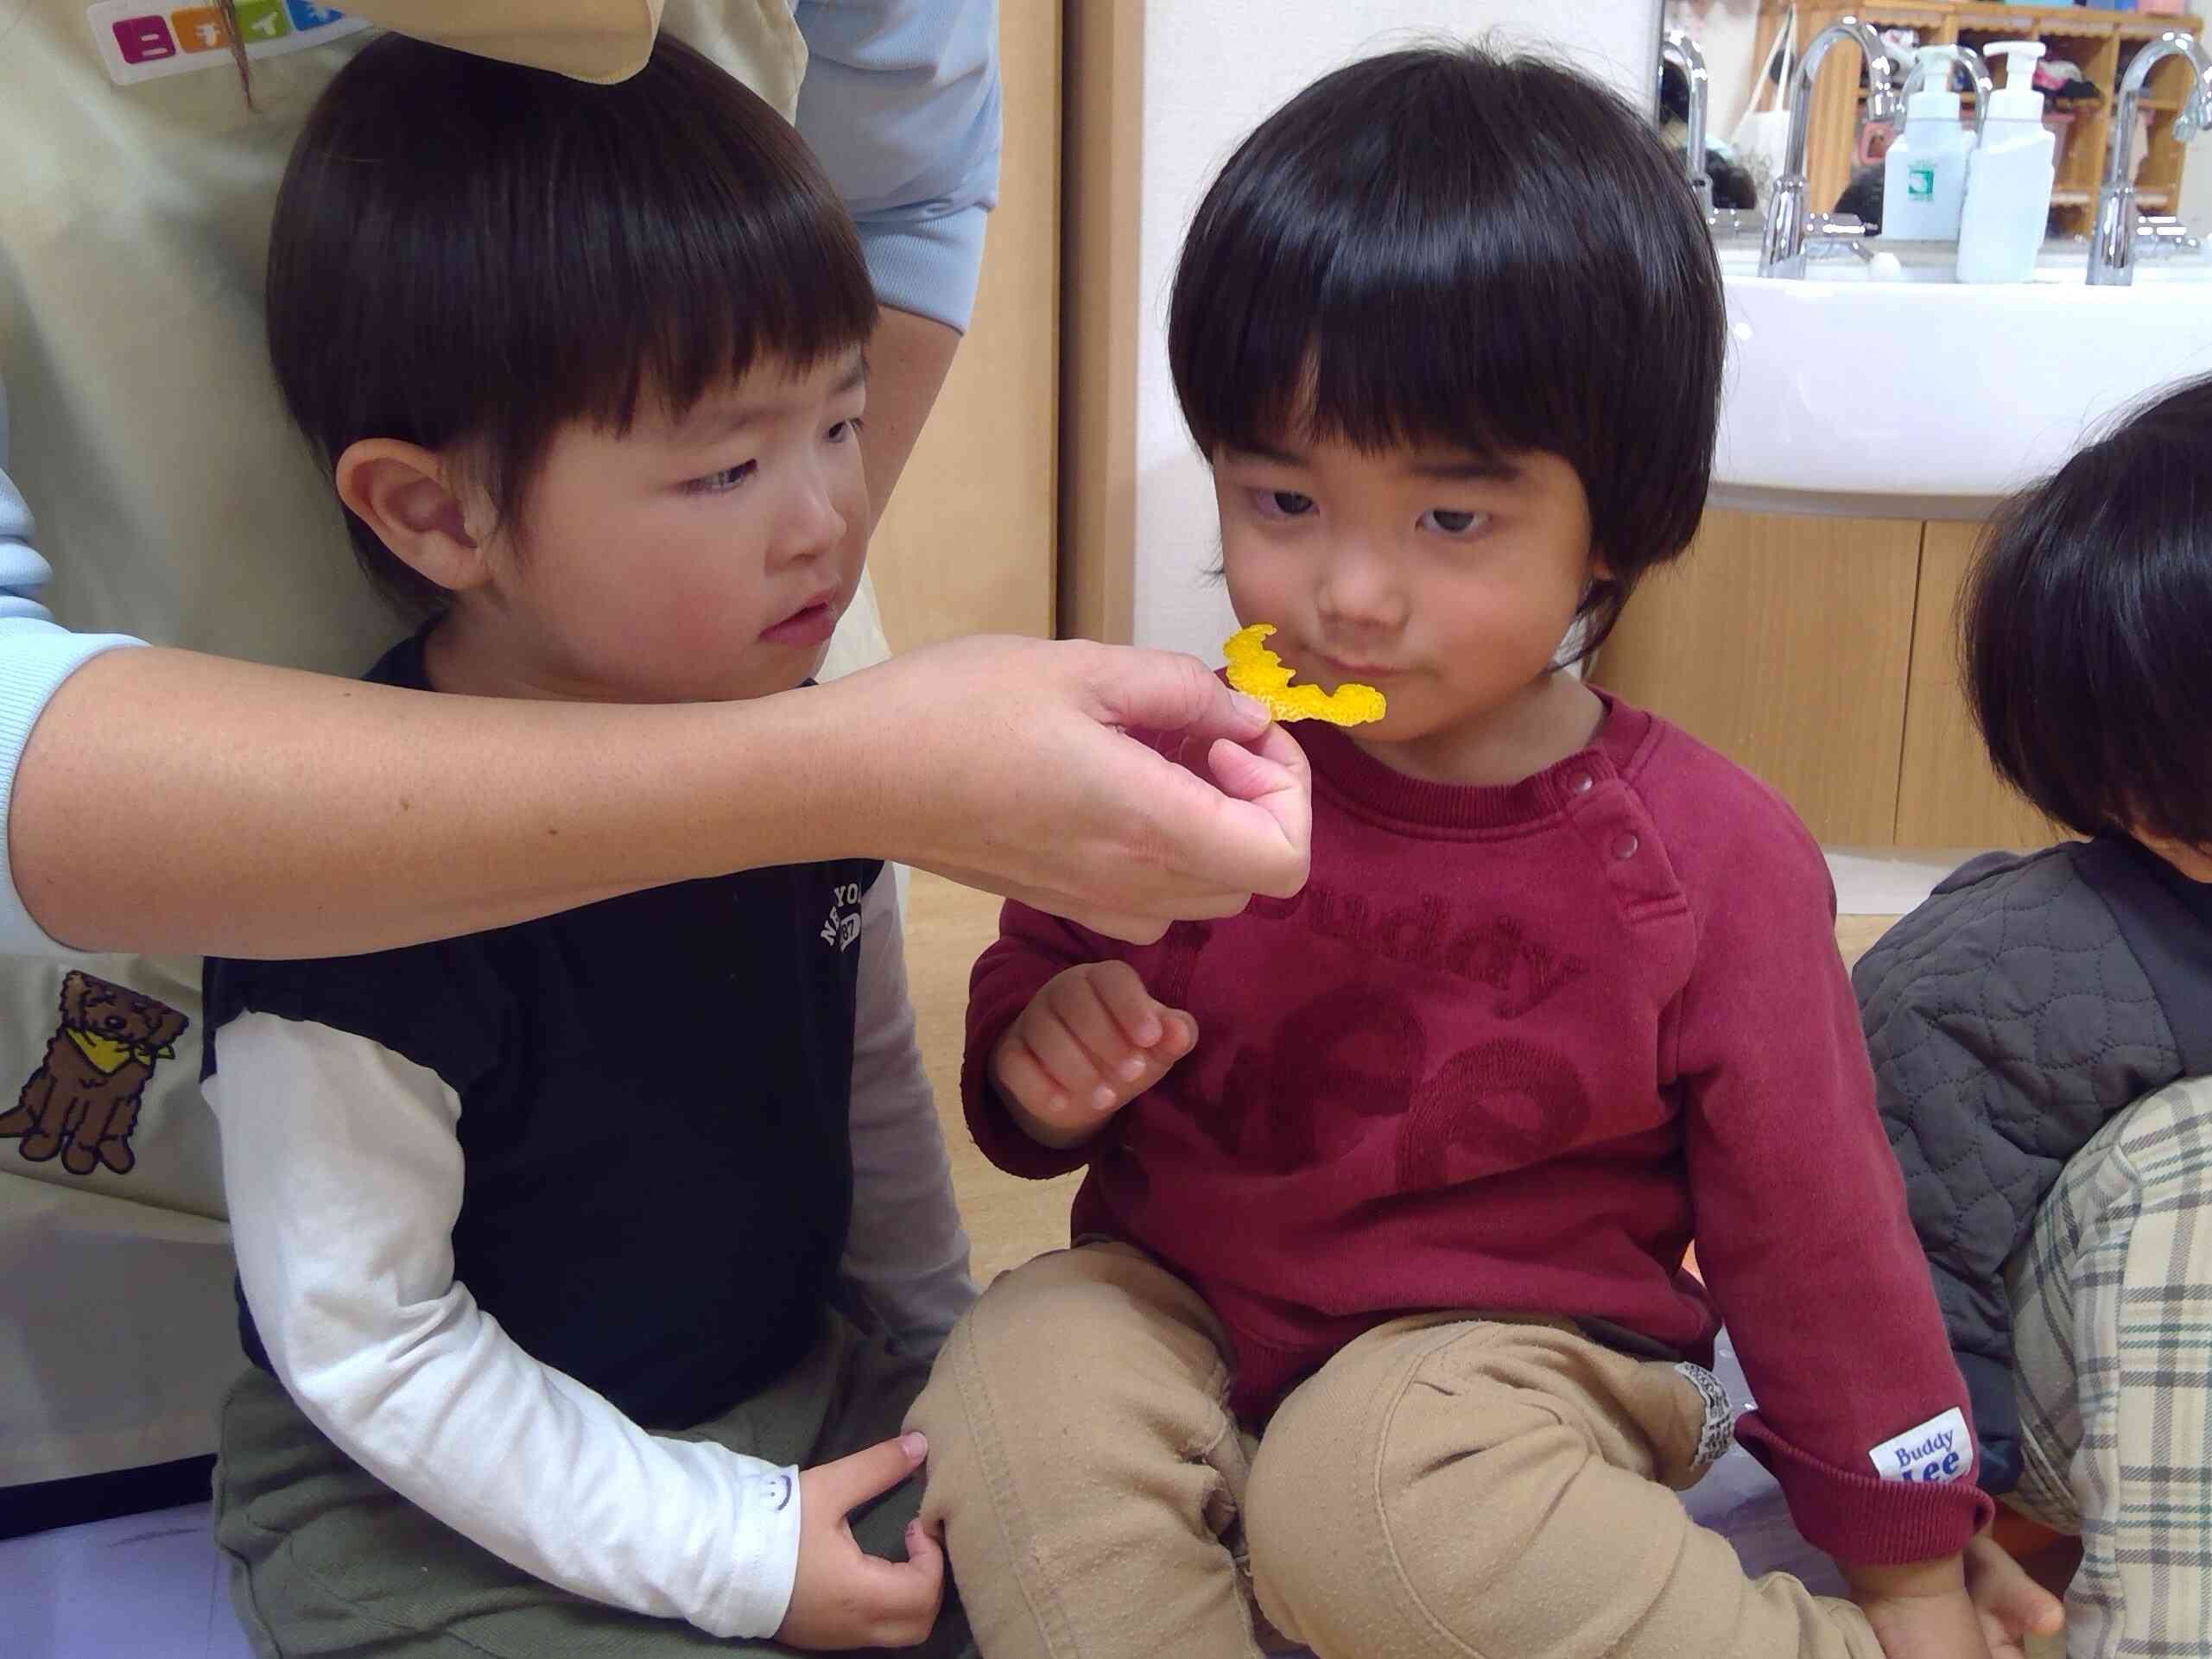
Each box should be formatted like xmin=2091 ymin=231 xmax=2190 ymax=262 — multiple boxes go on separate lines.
xmin=1055 ymin=0 xmax=1141 ymax=643
xmin=1895 ymin=520 xmax=2060 ymax=849
xmin=1590 ymin=510 xmax=1920 ymax=845
xmin=869 ymin=2 xmax=1063 ymax=649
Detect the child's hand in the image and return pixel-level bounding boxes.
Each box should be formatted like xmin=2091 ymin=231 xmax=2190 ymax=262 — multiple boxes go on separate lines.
xmin=1962 ymin=1529 xmax=2065 ymax=1657
xmin=776 ymin=1433 xmax=943 ymax=1650
xmin=1845 ymin=1555 xmax=1996 ymax=1659
xmin=990 ymin=962 xmax=1197 ymax=1149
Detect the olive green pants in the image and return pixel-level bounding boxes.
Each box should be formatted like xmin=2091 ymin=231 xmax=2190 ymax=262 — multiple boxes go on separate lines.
xmin=215 ymin=1315 xmax=973 ymax=1657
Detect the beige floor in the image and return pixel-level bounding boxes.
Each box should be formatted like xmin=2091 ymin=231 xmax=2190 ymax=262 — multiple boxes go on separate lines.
xmin=903 ymin=872 xmax=1081 ymax=1282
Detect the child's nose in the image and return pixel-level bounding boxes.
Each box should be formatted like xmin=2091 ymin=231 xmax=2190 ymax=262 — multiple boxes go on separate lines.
xmin=773 ymin=472 xmax=848 ymax=566
xmin=1317 ymin=545 xmax=1406 ymax=630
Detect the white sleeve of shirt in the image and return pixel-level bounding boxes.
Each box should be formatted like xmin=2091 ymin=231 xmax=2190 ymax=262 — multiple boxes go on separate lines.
xmin=206 ymin=1013 xmax=806 ymax=1640
xmin=842 ymin=872 xmax=976 ymax=1353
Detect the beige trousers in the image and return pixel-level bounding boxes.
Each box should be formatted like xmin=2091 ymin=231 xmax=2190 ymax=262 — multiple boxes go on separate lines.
xmin=910 ymin=1244 xmax=1883 ymax=1659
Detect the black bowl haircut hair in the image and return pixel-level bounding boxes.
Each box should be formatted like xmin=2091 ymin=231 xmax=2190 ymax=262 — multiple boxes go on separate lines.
xmin=1962 ymin=374 xmax=2212 ymax=845
xmin=1168 ymin=44 xmax=1727 ymax=664
xmin=267 ymin=31 xmax=878 ymax=617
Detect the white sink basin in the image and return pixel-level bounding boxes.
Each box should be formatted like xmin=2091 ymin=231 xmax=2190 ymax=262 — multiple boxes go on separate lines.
xmin=1710 ymin=246 xmax=2212 ymax=515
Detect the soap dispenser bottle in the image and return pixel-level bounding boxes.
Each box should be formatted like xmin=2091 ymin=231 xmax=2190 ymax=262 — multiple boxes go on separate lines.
xmin=1957 ymin=41 xmax=2056 ymax=283
xmin=1884 ymin=47 xmax=1975 ymax=239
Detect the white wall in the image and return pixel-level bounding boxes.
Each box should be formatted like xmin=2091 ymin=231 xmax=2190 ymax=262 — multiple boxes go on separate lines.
xmin=1131 ymin=1 xmax=1664 ymax=656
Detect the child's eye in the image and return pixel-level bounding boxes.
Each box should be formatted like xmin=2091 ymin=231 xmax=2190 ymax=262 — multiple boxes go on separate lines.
xmin=1251 ymin=489 xmax=1316 ymax=520
xmin=685 ymin=460 xmax=757 ymax=495
xmin=1419 ymin=508 xmax=1486 ymax=536
xmin=826 ymin=416 xmax=865 ymax=444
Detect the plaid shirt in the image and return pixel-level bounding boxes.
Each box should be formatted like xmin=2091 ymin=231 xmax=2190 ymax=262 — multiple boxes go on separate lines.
xmin=2008 ymin=1074 xmax=2212 ymax=1659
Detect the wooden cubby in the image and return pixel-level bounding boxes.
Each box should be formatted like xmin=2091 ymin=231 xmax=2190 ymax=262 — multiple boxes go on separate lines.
xmin=1761 ymin=3 xmax=2201 ymax=234
xmin=1589 ymin=509 xmax=2060 ymax=852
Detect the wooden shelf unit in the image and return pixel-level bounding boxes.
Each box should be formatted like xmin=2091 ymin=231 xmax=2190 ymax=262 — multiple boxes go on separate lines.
xmin=1768 ymin=3 xmax=2201 ymax=235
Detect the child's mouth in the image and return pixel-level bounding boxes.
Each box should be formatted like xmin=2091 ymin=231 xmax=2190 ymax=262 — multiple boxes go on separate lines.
xmin=761 ymin=598 xmax=838 ymax=647
xmin=1317 ymin=652 xmax=1398 ymax=681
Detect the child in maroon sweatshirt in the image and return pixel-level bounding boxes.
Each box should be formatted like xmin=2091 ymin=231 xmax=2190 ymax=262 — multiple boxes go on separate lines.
xmin=910 ymin=44 xmax=2057 ymax=1659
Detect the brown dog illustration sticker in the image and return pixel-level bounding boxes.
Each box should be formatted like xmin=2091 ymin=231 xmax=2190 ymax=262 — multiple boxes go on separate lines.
xmin=0 ymin=971 xmax=189 ymax=1177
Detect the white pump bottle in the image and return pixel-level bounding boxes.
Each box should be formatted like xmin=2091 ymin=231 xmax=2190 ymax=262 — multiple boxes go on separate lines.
xmin=1884 ymin=47 xmax=1976 ymax=239
xmin=1957 ymin=41 xmax=2056 ymax=283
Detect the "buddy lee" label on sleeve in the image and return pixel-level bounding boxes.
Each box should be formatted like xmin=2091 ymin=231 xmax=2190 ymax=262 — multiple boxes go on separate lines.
xmin=1867 ymin=1406 xmax=1972 ymax=1485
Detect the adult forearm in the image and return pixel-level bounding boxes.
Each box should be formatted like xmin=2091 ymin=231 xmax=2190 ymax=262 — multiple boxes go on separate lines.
xmin=11 ymin=636 xmax=1309 ymax=959
xmin=859 ymin=306 xmax=961 ymax=525
xmin=10 ymin=648 xmax=856 ymax=958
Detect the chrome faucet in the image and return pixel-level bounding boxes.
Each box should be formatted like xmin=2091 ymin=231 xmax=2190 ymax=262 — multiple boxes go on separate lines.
xmin=1759 ymin=17 xmax=1905 ymax=278
xmin=1660 ymin=30 xmax=1714 ymax=219
xmin=1898 ymin=43 xmax=1993 ymax=146
xmin=2088 ymin=32 xmax=2212 ymax=286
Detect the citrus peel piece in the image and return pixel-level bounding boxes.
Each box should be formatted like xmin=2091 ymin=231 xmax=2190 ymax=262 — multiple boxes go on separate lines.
xmin=1222 ymin=624 xmax=1386 ymax=726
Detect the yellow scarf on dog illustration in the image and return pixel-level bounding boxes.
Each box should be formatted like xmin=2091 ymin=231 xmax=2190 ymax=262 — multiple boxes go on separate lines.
xmin=67 ymin=1026 xmax=175 ymax=1075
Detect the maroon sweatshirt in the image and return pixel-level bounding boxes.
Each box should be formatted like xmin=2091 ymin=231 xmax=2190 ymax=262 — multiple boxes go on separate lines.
xmin=964 ymin=696 xmax=1993 ymax=1566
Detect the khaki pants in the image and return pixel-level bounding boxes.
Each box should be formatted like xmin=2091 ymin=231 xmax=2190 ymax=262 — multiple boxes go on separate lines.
xmin=215 ymin=1314 xmax=973 ymax=1658
xmin=910 ymin=1244 xmax=1881 ymax=1659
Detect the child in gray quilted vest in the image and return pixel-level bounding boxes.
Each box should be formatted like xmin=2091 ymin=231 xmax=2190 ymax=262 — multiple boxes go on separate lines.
xmin=1855 ymin=373 xmax=2212 ymax=1658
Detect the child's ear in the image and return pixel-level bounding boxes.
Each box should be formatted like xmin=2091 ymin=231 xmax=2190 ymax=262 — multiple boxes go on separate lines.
xmin=1590 ymin=549 xmax=1617 ymax=584
xmin=333 ymin=439 xmax=491 ymax=594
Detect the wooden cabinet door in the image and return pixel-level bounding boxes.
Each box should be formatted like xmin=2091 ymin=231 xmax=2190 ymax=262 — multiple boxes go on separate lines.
xmin=1589 ymin=509 xmax=1921 ymax=845
xmin=1894 ymin=520 xmax=2060 ymax=850
xmin=867 ymin=2 xmax=1061 ymax=649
